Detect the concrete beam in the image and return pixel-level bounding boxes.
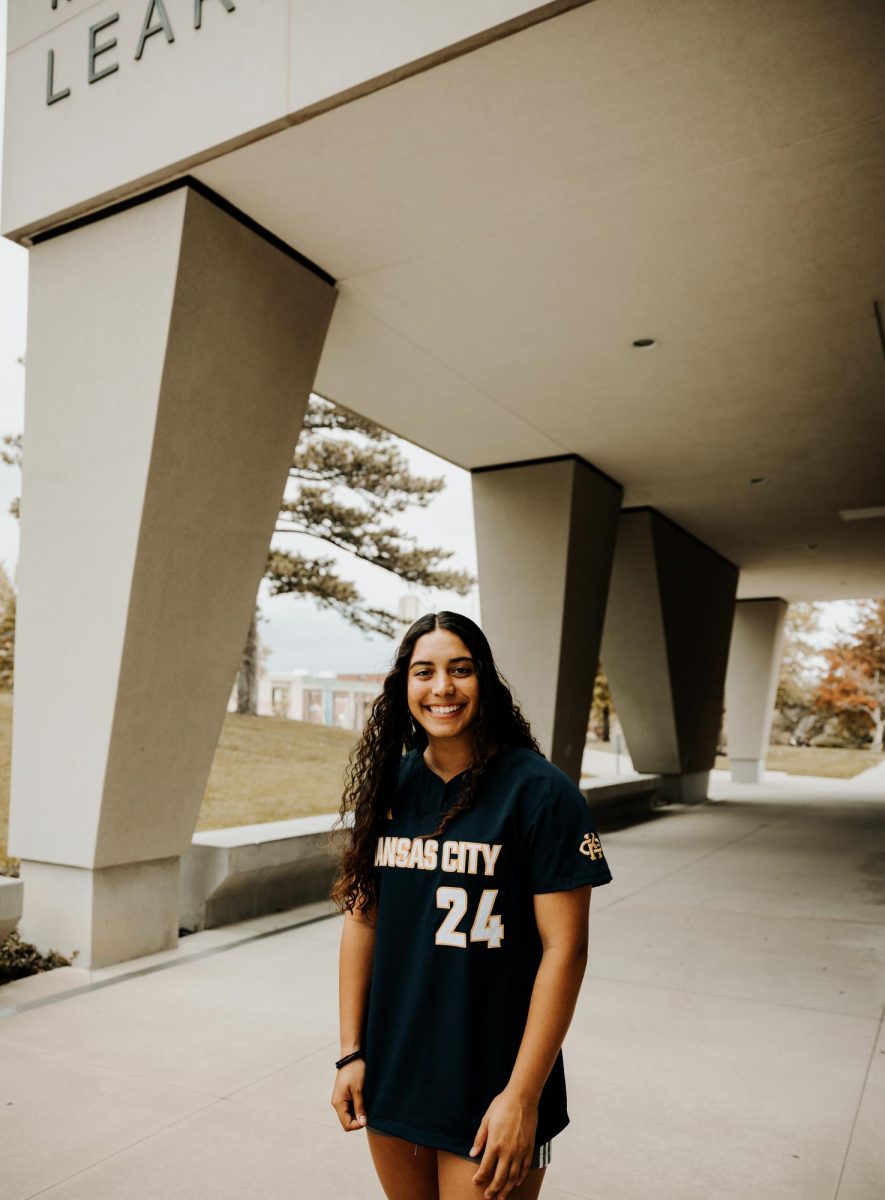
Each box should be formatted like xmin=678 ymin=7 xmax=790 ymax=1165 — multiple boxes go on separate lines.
xmin=472 ymin=455 xmax=622 ymax=782
xmin=9 ymin=187 xmax=336 ymax=967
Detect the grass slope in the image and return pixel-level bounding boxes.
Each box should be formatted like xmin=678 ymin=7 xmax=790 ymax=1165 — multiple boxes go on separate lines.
xmin=0 ymin=693 xmax=355 ymax=874
xmin=715 ymin=745 xmax=885 ymax=779
xmin=592 ymin=736 xmax=884 ymax=779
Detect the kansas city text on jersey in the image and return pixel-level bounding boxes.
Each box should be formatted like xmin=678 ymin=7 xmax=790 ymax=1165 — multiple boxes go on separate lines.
xmin=375 ymin=836 xmax=502 ymax=876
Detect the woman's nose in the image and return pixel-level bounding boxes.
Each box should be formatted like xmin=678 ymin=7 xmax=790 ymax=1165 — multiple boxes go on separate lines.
xmin=432 ymin=675 xmax=454 ymax=695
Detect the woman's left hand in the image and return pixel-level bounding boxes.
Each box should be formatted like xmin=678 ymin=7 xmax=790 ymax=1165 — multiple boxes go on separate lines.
xmin=469 ymin=1086 xmax=539 ymax=1199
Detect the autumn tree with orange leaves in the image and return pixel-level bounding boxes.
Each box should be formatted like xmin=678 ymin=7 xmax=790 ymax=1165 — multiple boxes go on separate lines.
xmin=815 ymin=600 xmax=885 ymax=752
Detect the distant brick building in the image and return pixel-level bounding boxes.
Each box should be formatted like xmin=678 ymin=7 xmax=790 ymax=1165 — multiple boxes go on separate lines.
xmin=229 ymin=670 xmax=384 ymax=733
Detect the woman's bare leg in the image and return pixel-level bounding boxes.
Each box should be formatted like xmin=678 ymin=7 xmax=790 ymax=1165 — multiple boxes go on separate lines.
xmin=366 ymin=1129 xmax=439 ymax=1200
xmin=437 ymin=1150 xmax=546 ymax=1200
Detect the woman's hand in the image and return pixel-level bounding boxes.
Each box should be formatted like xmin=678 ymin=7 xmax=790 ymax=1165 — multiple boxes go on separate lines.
xmin=469 ymin=1086 xmax=538 ymax=1199
xmin=331 ymin=1058 xmax=368 ymax=1132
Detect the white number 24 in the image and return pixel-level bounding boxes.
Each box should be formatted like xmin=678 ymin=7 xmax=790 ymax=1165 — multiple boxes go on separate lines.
xmin=435 ymin=886 xmax=504 ymax=949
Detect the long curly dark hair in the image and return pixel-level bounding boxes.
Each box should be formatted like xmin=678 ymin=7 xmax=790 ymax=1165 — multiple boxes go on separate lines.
xmin=330 ymin=611 xmax=540 ymax=913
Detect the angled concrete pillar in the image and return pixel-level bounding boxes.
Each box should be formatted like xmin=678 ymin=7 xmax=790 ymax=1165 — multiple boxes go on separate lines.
xmin=601 ymin=509 xmax=738 ymax=803
xmin=724 ymin=598 xmax=788 ymax=783
xmin=9 ymin=185 xmax=336 ymax=967
xmin=471 ymin=456 xmax=622 ymax=782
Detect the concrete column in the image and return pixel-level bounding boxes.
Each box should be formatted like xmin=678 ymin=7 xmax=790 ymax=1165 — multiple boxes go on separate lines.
xmin=9 ymin=186 xmax=336 ymax=967
xmin=471 ymin=456 xmax=622 ymax=782
xmin=288 ymin=683 xmax=305 ymax=721
xmin=724 ymin=598 xmax=788 ymax=783
xmin=257 ymin=671 xmax=274 ymax=717
xmin=601 ymin=509 xmax=738 ymax=803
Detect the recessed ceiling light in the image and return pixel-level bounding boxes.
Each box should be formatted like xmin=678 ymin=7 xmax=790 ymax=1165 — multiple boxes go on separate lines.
xmin=839 ymin=506 xmax=885 ymax=521
xmin=632 ymin=338 xmax=656 ymax=349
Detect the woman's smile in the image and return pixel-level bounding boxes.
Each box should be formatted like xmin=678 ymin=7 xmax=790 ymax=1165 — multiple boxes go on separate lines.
xmin=424 ymin=702 xmax=466 ymax=717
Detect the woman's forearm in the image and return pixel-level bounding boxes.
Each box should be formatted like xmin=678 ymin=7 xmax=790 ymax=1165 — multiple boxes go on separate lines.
xmin=506 ymin=945 xmax=588 ymax=1103
xmin=338 ymin=910 xmax=377 ymax=1055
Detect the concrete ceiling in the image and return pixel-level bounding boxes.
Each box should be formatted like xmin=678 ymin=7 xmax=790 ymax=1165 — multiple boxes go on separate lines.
xmin=193 ymin=0 xmax=885 ymax=601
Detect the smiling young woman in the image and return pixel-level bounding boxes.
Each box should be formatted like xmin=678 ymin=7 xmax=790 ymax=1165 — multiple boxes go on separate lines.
xmin=330 ymin=612 xmax=612 ymax=1200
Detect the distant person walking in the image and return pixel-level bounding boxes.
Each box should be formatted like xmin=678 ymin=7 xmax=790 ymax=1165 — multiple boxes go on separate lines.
xmin=331 ymin=611 xmax=612 ymax=1200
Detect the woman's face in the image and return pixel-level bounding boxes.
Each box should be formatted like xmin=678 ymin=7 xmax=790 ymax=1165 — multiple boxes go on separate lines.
xmin=407 ymin=627 xmax=479 ymax=743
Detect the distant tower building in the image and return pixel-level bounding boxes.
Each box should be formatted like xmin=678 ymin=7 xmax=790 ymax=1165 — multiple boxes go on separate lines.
xmin=398 ymin=594 xmax=421 ymax=628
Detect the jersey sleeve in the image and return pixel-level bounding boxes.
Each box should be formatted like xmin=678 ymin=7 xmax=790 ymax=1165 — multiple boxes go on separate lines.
xmin=523 ymin=773 xmax=613 ymax=893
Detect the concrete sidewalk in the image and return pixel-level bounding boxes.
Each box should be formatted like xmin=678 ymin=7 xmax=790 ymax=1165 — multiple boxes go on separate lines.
xmin=1 ymin=778 xmax=883 ymax=1200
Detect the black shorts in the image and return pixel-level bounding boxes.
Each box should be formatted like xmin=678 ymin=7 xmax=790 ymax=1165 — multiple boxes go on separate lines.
xmin=367 ymin=1127 xmax=553 ymax=1168
xmin=454 ymin=1140 xmax=552 ymax=1169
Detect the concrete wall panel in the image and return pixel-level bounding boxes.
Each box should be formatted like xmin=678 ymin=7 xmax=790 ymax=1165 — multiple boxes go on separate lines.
xmin=472 ymin=456 xmax=621 ymax=781
xmin=10 ymin=190 xmax=190 ymax=866
xmin=653 ymin=516 xmax=740 ymax=773
xmin=95 ymin=189 xmax=336 ymax=866
xmin=600 ymin=512 xmax=680 ymax=773
xmin=725 ymin=597 xmax=788 ymax=781
xmin=9 ymin=185 xmax=335 ymax=965
xmin=602 ymin=509 xmax=738 ymax=789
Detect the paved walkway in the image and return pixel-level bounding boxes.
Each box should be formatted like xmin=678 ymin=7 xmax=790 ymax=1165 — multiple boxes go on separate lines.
xmin=1 ymin=774 xmax=883 ymax=1200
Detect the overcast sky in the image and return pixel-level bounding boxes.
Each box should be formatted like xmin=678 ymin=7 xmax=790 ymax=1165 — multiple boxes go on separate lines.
xmin=0 ymin=2 xmax=860 ymax=677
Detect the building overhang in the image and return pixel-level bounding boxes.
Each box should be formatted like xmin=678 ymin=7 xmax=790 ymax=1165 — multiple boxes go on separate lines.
xmin=4 ymin=0 xmax=885 ymax=601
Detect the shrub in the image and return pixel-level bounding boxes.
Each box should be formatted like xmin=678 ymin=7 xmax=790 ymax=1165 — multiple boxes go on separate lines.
xmin=0 ymin=930 xmax=76 ymax=986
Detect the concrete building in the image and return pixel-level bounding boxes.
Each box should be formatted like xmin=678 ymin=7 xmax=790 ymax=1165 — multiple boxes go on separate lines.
xmin=3 ymin=0 xmax=885 ymax=967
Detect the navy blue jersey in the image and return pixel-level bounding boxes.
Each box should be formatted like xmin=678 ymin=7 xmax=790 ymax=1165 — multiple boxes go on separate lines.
xmin=363 ymin=745 xmax=612 ymax=1157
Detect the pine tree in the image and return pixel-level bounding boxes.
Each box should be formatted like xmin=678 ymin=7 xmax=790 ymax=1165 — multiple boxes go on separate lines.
xmin=0 ymin=564 xmax=15 ymax=692
xmin=774 ymin=602 xmax=824 ymax=743
xmin=1 ymin=435 xmax=21 ymax=523
xmin=235 ymin=396 xmax=473 ymax=711
xmin=236 ymin=606 xmax=260 ymax=716
xmin=590 ymin=665 xmax=612 ymax=742
xmin=268 ymin=396 xmax=471 ymax=631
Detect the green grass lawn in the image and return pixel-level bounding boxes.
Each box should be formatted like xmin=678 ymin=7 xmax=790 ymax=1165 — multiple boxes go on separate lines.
xmin=714 ymin=744 xmax=885 ymax=779
xmin=0 ymin=692 xmax=356 ymax=874
xmin=591 ymin=736 xmax=884 ymax=779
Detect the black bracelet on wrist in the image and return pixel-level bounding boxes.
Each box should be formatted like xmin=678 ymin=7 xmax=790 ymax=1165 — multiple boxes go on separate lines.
xmin=335 ymin=1049 xmax=364 ymax=1070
